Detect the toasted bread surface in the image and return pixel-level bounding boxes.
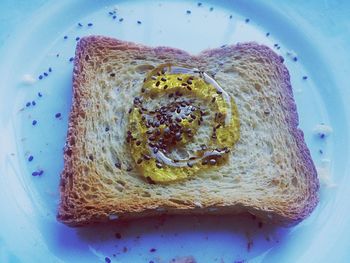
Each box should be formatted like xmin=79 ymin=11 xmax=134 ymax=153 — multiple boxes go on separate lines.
xmin=57 ymin=36 xmax=319 ymax=226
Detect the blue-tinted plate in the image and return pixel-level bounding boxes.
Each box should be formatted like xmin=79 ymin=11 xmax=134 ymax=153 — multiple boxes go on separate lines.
xmin=0 ymin=0 xmax=350 ymax=262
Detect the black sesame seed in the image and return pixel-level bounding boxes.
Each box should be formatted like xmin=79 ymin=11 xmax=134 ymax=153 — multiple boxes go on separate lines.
xmin=156 ymin=81 xmax=160 ymax=87
xmin=32 ymin=120 xmax=37 ymax=126
xmin=137 ymin=158 xmax=143 ymax=164
xmin=164 ymin=85 xmax=168 ymax=90
xmin=187 ymin=162 xmax=193 ymax=168
xmin=175 ymin=117 xmax=182 ymax=123
xmin=186 ymin=10 xmax=191 ymax=14
xmin=43 ymin=72 xmax=48 ymax=77
xmin=119 ymin=18 xmax=124 ymax=22
xmin=75 ymin=37 xmax=80 ymax=41
xmin=187 ymin=86 xmax=192 ymax=91
xmin=28 ymin=155 xmax=34 ymax=162
xmin=209 ymin=159 xmax=217 ymax=165
xmin=78 ymin=23 xmax=83 ymax=27
xmin=198 ymin=2 xmax=202 ymax=6
xmin=39 ymin=75 xmax=43 ymax=80
xmin=69 ymin=57 xmax=74 ymax=62
xmin=216 ymin=90 xmax=223 ymax=95
xmin=210 ymin=7 xmax=214 ymax=11
xmin=113 ymin=15 xmax=117 ymax=19
xmin=161 ymin=77 xmax=167 ymax=82
xmin=143 ymin=154 xmax=151 ymax=160
xmin=229 ymin=15 xmax=233 ymax=19
xmin=128 ymin=108 xmax=133 ymax=114
xmin=137 ymin=20 xmax=142 ymax=24
xmin=32 ymin=171 xmax=38 ymax=176
xmin=88 ymin=23 xmax=93 ymax=27
xmin=110 ymin=73 xmax=116 ymax=77
xmin=64 ymin=36 xmax=68 ymax=39
xmin=266 ymin=32 xmax=270 ymax=37
xmin=175 ymin=132 xmax=182 ymax=141
xmin=245 ymin=18 xmax=250 ymax=23
xmin=211 ymin=97 xmax=216 ymax=103
xmin=32 ymin=101 xmax=36 ymax=106
xmin=303 ymin=76 xmax=308 ymax=80
xmin=55 ymin=113 xmax=61 ymax=118
xmin=177 ymin=77 xmax=183 ymax=81
xmin=105 ymin=127 xmax=110 ymax=132
xmin=176 ymin=108 xmax=181 ymax=114
xmin=26 ymin=102 xmax=31 ymax=107
xmin=190 ymin=114 xmax=196 ymax=120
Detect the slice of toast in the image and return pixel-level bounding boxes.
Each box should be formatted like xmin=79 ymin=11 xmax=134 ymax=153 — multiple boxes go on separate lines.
xmin=57 ymin=36 xmax=319 ymax=226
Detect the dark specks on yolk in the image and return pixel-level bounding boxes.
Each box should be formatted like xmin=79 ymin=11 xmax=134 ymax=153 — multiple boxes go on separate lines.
xmin=127 ymin=63 xmax=240 ymax=183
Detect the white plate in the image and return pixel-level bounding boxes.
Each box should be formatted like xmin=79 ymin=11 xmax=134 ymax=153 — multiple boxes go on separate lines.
xmin=1 ymin=0 xmax=350 ymax=262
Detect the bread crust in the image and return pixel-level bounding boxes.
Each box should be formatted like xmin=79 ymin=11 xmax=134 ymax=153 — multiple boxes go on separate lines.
xmin=57 ymin=36 xmax=319 ymax=226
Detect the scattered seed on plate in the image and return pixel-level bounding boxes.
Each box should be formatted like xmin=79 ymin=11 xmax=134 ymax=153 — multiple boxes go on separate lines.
xmin=64 ymin=35 xmax=68 ymax=39
xmin=69 ymin=57 xmax=74 ymax=62
xmin=113 ymin=15 xmax=117 ymax=19
xmin=186 ymin=10 xmax=191 ymax=14
xmin=197 ymin=2 xmax=202 ymax=6
xmin=137 ymin=20 xmax=142 ymax=24
xmin=245 ymin=18 xmax=250 ymax=23
xmin=88 ymin=23 xmax=93 ymax=26
xmin=43 ymin=72 xmax=48 ymax=77
xmin=32 ymin=171 xmax=38 ymax=176
xmin=266 ymin=32 xmax=270 ymax=37
xmin=75 ymin=37 xmax=80 ymax=41
xmin=293 ymin=57 xmax=298 ymax=62
xmin=38 ymin=92 xmax=42 ymax=97
xmin=32 ymin=101 xmax=36 ymax=106
xmin=38 ymin=75 xmax=43 ymax=80
xmin=105 ymin=257 xmax=111 ymax=263
xmin=303 ymin=76 xmax=308 ymax=80
xmin=32 ymin=120 xmax=37 ymax=126
xmin=26 ymin=102 xmax=31 ymax=107
xmin=229 ymin=15 xmax=232 ymax=19
xmin=78 ymin=22 xmax=83 ymax=27
xmin=149 ymin=248 xmax=157 ymax=253
xmin=28 ymin=155 xmax=34 ymax=162
xmin=55 ymin=112 xmax=62 ymax=118
xmin=48 ymin=67 xmax=52 ymax=72
xmin=119 ymin=18 xmax=124 ymax=22
xmin=209 ymin=7 xmax=214 ymax=11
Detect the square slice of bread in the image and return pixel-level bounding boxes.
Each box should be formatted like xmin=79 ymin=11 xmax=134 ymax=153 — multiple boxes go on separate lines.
xmin=57 ymin=36 xmax=319 ymax=226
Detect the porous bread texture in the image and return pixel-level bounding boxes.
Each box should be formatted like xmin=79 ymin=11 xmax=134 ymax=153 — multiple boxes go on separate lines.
xmin=58 ymin=36 xmax=319 ymax=226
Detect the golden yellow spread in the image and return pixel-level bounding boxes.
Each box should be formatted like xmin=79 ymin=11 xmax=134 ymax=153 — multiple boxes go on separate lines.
xmin=127 ymin=64 xmax=240 ymax=183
